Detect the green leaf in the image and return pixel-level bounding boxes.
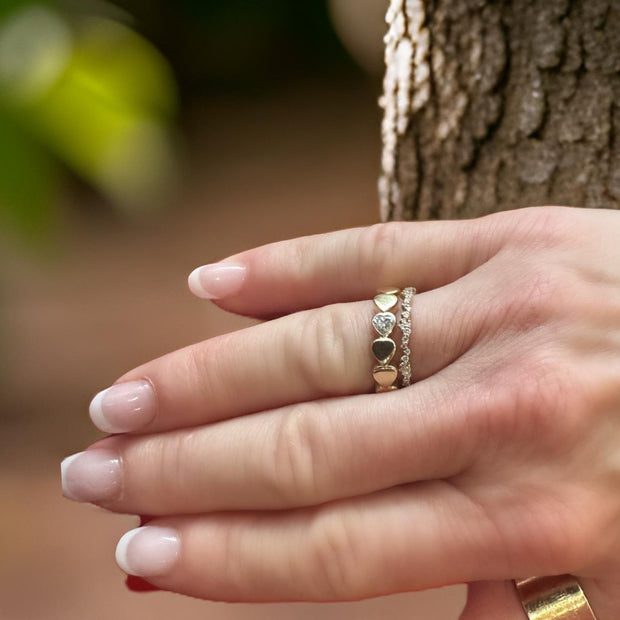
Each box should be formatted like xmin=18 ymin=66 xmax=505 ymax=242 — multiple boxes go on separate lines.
xmin=0 ymin=107 xmax=58 ymax=241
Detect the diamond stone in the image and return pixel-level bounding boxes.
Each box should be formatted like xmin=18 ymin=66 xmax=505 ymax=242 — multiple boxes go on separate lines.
xmin=372 ymin=312 xmax=396 ymax=336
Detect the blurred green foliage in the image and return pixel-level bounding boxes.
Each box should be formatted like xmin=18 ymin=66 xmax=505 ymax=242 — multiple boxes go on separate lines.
xmin=0 ymin=103 xmax=58 ymax=239
xmin=0 ymin=0 xmax=179 ymax=243
xmin=0 ymin=0 xmax=355 ymax=244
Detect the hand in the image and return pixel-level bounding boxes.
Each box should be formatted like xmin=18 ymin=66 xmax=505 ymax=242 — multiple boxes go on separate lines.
xmin=61 ymin=206 xmax=620 ymax=618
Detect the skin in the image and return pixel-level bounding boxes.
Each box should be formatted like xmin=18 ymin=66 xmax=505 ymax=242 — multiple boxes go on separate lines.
xmin=82 ymin=206 xmax=620 ymax=618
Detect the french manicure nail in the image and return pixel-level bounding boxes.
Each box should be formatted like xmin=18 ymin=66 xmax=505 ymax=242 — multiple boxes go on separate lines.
xmin=116 ymin=526 xmax=180 ymax=577
xmin=188 ymin=262 xmax=247 ymax=299
xmin=89 ymin=380 xmax=156 ymax=433
xmin=61 ymin=449 xmax=121 ymax=502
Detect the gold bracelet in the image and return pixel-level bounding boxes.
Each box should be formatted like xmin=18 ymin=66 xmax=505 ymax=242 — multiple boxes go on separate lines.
xmin=514 ymin=575 xmax=598 ymax=619
xmin=371 ymin=287 xmax=401 ymax=392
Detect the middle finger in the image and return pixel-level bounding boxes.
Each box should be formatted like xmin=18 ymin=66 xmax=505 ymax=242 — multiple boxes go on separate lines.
xmin=89 ymin=280 xmax=481 ymax=435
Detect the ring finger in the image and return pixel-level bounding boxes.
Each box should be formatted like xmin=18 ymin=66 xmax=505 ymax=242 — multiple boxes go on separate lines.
xmin=89 ymin=279 xmax=483 ymax=436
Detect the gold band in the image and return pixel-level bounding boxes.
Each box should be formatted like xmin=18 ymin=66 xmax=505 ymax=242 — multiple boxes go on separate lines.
xmin=371 ymin=287 xmax=401 ymax=392
xmin=514 ymin=575 xmax=598 ymax=619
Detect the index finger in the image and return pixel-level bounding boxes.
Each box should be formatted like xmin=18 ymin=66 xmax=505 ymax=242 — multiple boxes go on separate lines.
xmin=188 ymin=209 xmax=516 ymax=320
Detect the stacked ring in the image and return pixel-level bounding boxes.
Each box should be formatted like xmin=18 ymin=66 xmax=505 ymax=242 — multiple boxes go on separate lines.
xmin=514 ymin=575 xmax=598 ymax=619
xmin=398 ymin=286 xmax=416 ymax=387
xmin=371 ymin=287 xmax=401 ymax=392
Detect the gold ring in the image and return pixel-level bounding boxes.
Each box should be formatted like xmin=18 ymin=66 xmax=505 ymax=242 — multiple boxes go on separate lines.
xmin=514 ymin=575 xmax=598 ymax=619
xmin=371 ymin=287 xmax=401 ymax=392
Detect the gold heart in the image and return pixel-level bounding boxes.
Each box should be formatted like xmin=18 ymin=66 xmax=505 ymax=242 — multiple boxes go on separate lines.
xmin=374 ymin=293 xmax=398 ymax=312
xmin=373 ymin=365 xmax=398 ymax=387
xmin=372 ymin=338 xmax=396 ymax=364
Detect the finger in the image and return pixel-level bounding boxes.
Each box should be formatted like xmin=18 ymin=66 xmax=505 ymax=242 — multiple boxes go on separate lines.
xmin=459 ymin=581 xmax=526 ymax=620
xmin=72 ymin=365 xmax=483 ymax=515
xmin=93 ymin=275 xmax=483 ymax=434
xmin=189 ymin=210 xmax=516 ymax=320
xmin=110 ymin=480 xmax=571 ymax=603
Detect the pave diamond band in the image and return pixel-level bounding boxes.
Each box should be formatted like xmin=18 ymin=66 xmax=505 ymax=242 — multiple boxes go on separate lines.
xmin=398 ymin=287 xmax=415 ymax=387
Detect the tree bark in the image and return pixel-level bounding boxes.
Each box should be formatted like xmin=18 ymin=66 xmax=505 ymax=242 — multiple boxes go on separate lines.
xmin=379 ymin=0 xmax=620 ymax=222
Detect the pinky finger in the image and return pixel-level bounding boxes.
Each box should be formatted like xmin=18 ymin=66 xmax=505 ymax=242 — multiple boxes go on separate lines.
xmin=114 ymin=481 xmax=552 ymax=604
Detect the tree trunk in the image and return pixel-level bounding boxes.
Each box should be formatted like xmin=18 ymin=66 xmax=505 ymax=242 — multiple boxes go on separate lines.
xmin=379 ymin=0 xmax=620 ymax=222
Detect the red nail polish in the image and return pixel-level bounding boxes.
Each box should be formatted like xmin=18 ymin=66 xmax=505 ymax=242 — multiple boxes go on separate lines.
xmin=126 ymin=575 xmax=161 ymax=592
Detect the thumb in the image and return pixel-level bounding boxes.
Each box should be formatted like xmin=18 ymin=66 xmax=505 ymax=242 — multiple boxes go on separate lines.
xmin=459 ymin=580 xmax=526 ymax=620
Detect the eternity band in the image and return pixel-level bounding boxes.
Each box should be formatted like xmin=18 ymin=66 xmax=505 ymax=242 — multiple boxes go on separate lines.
xmin=514 ymin=575 xmax=598 ymax=619
xmin=398 ymin=286 xmax=415 ymax=387
xmin=371 ymin=287 xmax=401 ymax=392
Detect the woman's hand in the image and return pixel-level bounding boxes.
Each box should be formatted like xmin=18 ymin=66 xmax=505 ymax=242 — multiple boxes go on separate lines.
xmin=61 ymin=206 xmax=620 ymax=618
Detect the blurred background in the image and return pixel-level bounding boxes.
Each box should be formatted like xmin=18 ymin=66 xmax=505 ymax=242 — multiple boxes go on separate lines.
xmin=0 ymin=1 xmax=465 ymax=617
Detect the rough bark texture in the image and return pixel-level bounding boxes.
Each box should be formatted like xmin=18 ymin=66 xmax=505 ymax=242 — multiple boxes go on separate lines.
xmin=379 ymin=0 xmax=620 ymax=222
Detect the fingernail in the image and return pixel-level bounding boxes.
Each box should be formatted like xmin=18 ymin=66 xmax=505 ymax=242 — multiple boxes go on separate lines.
xmin=188 ymin=262 xmax=246 ymax=299
xmin=116 ymin=526 xmax=180 ymax=577
xmin=61 ymin=449 xmax=121 ymax=502
xmin=89 ymin=380 xmax=156 ymax=433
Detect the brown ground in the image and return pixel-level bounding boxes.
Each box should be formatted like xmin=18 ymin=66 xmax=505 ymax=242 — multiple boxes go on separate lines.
xmin=0 ymin=80 xmax=465 ymax=619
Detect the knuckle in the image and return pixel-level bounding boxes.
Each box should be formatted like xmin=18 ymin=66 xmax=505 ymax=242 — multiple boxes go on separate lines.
xmin=217 ymin=521 xmax=247 ymax=600
xmin=271 ymin=404 xmax=323 ymax=506
xmin=584 ymin=502 xmax=620 ymax=571
xmin=185 ymin=343 xmax=207 ymax=385
xmin=295 ymin=305 xmax=358 ymax=394
xmin=359 ymin=221 xmax=404 ymax=284
xmin=568 ymin=506 xmax=614 ymax=572
xmin=481 ymin=351 xmax=586 ymax=452
xmin=125 ymin=431 xmax=195 ymax=506
xmin=519 ymin=268 xmax=566 ymax=321
xmin=185 ymin=339 xmax=221 ymax=402
xmin=502 ymin=206 xmax=574 ymax=250
xmin=493 ymin=267 xmax=571 ymax=331
xmin=307 ymin=509 xmax=364 ymax=600
xmin=512 ymin=494 xmax=599 ymax=574
xmin=458 ymin=477 xmax=603 ymax=578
